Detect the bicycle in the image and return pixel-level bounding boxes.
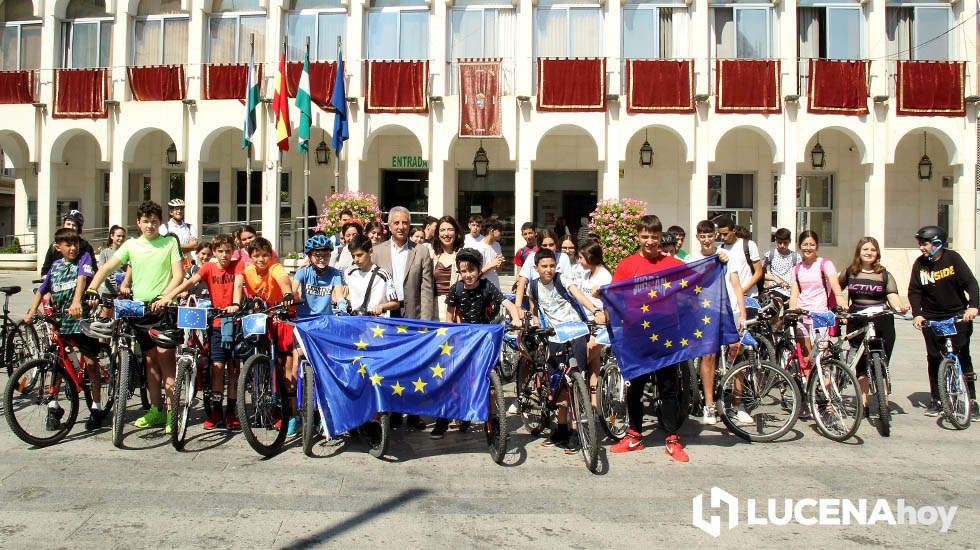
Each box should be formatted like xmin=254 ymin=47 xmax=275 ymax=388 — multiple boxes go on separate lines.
xmin=929 ymin=316 xmax=974 ymax=430
xmin=170 ymin=300 xmax=229 ymax=450
xmin=0 ymin=285 xmax=41 ymax=379
xmin=832 ymin=307 xmax=900 ymax=437
xmin=513 ymin=317 xmax=600 ymax=473
xmin=4 ymin=314 xmax=115 ymax=447
xmin=594 ymin=328 xmax=629 ymax=441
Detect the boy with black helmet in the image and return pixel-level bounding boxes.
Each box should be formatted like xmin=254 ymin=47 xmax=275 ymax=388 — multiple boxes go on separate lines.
xmin=41 ymin=209 xmax=95 ymax=275
xmin=908 ymin=225 xmax=980 ymax=419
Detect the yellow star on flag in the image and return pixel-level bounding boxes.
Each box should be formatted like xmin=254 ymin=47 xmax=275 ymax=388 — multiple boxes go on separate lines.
xmin=650 ymin=333 xmax=659 ymax=342
xmin=702 ymin=299 xmax=711 ymax=308
xmin=439 ymin=341 xmax=454 ymax=356
xmin=396 ymin=326 xmax=408 ymax=333
xmin=694 ymin=329 xmax=703 ymax=338
xmin=681 ymin=338 xmax=689 ymax=346
xmin=418 ymin=328 xmax=430 ymax=334
xmin=355 ymin=339 xmax=368 ymax=350
xmin=680 ymin=279 xmax=689 ymax=288
xmin=430 ymin=363 xmax=446 ymax=378
xmin=391 ymin=381 xmax=405 ymax=396
xmin=370 ymin=325 xmax=385 ymax=338
xmin=648 ymin=289 xmax=658 ymax=298
xmin=351 ymin=356 xmax=363 ymax=363
xmin=369 ymin=372 xmax=383 ymax=386
xmin=694 ymin=285 xmax=702 ymax=294
xmin=357 ymin=363 xmax=367 ymax=377
xmin=664 ymin=340 xmax=673 ymax=348
xmin=642 ymin=320 xmax=650 ymax=329
xmin=641 ymin=304 xmax=650 ymax=313
xmin=702 ymin=315 xmax=711 ymax=325
xmin=412 ymin=377 xmax=427 ymax=393
xmin=436 ymin=328 xmax=449 ymax=336
xmin=663 ymin=281 xmax=672 ymax=289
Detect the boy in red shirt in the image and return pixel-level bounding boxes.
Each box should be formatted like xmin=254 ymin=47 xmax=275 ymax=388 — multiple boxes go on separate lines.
xmin=605 ymin=214 xmax=690 ymax=462
xmin=164 ymin=233 xmax=244 ymax=429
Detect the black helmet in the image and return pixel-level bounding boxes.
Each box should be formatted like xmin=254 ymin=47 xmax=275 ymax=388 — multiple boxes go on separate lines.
xmin=456 ymin=247 xmax=484 ymax=269
xmin=63 ymin=209 xmax=84 ymax=228
xmin=914 ymin=226 xmax=947 ymax=245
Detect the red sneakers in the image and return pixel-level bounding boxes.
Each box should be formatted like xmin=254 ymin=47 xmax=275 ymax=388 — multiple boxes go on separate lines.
xmin=665 ymin=435 xmax=689 ymax=462
xmin=202 ymin=410 xmax=223 ymax=430
xmin=224 ymin=411 xmax=241 ymax=430
xmin=610 ymin=429 xmax=645 ymax=453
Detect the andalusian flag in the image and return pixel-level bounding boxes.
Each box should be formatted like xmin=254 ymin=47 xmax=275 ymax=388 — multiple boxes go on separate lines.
xmin=241 ymin=47 xmax=259 ymax=150
xmin=272 ymin=52 xmax=291 ymax=151
xmin=296 ymin=52 xmax=312 ymax=153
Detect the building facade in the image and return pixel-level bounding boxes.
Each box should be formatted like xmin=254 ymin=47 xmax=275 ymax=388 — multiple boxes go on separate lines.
xmin=0 ymin=0 xmax=976 ymax=279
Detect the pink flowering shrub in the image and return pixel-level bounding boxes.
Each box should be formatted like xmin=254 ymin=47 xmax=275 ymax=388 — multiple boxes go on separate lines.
xmin=317 ymin=191 xmax=383 ymax=235
xmin=588 ymin=198 xmax=647 ymax=271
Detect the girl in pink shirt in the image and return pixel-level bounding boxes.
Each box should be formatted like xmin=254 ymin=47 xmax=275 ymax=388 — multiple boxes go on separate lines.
xmin=790 ymin=230 xmax=845 ymax=353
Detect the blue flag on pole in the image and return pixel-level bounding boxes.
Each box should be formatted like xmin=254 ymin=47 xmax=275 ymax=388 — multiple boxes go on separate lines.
xmin=599 ymin=256 xmax=739 ymax=380
xmin=330 ymin=51 xmax=349 ymax=155
xmin=294 ymin=316 xmax=502 ymax=437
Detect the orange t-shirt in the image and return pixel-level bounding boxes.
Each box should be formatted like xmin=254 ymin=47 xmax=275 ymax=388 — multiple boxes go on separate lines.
xmin=242 ymin=262 xmax=288 ymax=304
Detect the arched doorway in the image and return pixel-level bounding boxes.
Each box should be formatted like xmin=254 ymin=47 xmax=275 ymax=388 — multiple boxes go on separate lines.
xmin=709 ymin=126 xmax=777 ymax=242
xmin=534 ymin=125 xmax=599 ymax=239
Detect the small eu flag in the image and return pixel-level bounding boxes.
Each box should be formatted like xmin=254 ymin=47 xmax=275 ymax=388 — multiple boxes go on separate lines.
xmin=294 ymin=316 xmax=503 ymax=437
xmin=242 ymin=313 xmax=267 ymax=337
xmin=177 ymin=306 xmax=208 ymax=330
xmin=599 ymin=256 xmax=739 ymax=380
xmin=114 ymin=299 xmax=145 ymax=319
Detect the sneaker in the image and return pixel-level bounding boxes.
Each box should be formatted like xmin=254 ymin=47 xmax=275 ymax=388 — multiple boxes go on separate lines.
xmin=224 ymin=411 xmax=241 ymax=430
xmin=610 ymin=429 xmax=645 ymax=453
xmin=430 ymin=420 xmax=449 ymax=439
xmin=458 ymin=421 xmax=471 ymax=434
xmin=85 ymin=409 xmax=104 ymax=431
xmin=664 ymin=435 xmax=689 ymax=462
xmin=46 ymin=406 xmax=65 ymax=431
xmin=561 ymin=434 xmax=581 ymax=455
xmin=286 ymin=416 xmax=301 ymax=437
xmin=923 ymin=401 xmax=942 ymax=417
xmin=701 ymin=404 xmax=717 ymax=425
xmin=970 ymin=401 xmax=980 ymax=422
xmin=165 ymin=411 xmax=173 ymax=434
xmin=734 ymin=405 xmax=754 ymax=425
xmin=203 ymin=410 xmax=224 ymax=430
xmin=134 ymin=405 xmax=167 ymax=428
xmin=274 ymin=418 xmax=283 ymax=431
xmin=506 ymin=402 xmax=519 ymax=414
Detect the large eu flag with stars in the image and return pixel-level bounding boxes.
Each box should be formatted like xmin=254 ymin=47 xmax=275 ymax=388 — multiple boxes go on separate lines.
xmin=294 ymin=316 xmax=503 ymax=436
xmin=599 ymin=256 xmax=739 ymax=380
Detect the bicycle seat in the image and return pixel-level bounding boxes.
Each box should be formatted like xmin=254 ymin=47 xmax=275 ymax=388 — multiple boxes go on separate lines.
xmin=0 ymin=286 xmax=21 ymax=295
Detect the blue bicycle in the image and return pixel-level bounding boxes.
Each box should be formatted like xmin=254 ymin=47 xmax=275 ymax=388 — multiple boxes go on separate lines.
xmin=930 ymin=317 xmax=973 ymax=430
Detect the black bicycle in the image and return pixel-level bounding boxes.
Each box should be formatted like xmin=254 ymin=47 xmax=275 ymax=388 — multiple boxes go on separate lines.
xmin=832 ymin=308 xmax=900 ymax=437
xmin=0 ymin=285 xmax=40 ymax=379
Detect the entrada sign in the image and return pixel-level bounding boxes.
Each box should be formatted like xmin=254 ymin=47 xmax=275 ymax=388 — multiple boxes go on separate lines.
xmin=391 ymin=155 xmax=428 ymax=169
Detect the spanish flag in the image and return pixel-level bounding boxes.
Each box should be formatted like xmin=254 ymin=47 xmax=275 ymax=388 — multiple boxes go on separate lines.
xmin=272 ymin=52 xmax=291 ymax=151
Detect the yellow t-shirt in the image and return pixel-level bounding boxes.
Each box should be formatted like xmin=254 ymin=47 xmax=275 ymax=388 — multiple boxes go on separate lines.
xmin=243 ymin=262 xmax=288 ymax=304
xmin=114 ymin=235 xmax=181 ymax=302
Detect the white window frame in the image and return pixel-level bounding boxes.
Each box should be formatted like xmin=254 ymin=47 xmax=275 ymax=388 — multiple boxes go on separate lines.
xmin=711 ymin=2 xmax=775 ymax=59
xmin=533 ymin=3 xmax=604 ymax=59
xmin=62 ymin=16 xmax=114 ymax=68
xmin=132 ymin=14 xmax=189 ymax=65
xmin=285 ymin=7 xmax=347 ymax=62
xmin=886 ymin=3 xmax=953 ymax=60
xmin=799 ymin=4 xmax=865 ymax=59
xmin=365 ymin=5 xmax=430 ymax=60
xmin=207 ymin=11 xmax=267 ymax=64
xmin=621 ymin=3 xmax=685 ymax=60
xmin=796 ymin=173 xmax=836 ymax=245
xmin=448 ymin=4 xmax=511 ymax=60
xmin=2 ymin=20 xmax=42 ymax=70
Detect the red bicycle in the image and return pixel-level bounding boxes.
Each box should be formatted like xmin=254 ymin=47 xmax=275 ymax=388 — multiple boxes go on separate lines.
xmin=3 ymin=314 xmax=115 ymax=447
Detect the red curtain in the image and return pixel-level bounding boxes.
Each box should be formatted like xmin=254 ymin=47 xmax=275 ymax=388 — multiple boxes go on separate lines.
xmin=127 ymin=65 xmax=186 ymax=101
xmin=625 ymin=59 xmax=694 ymax=114
xmin=536 ymin=58 xmax=606 ymax=112
xmin=285 ymin=61 xmax=337 ymax=109
xmin=459 ymin=59 xmax=501 ymax=138
xmin=0 ymin=71 xmax=35 ymax=104
xmin=715 ymin=59 xmax=781 ymax=114
xmin=807 ymin=59 xmax=869 ymax=115
xmin=897 ymin=61 xmax=965 ymax=117
xmin=365 ymin=60 xmax=429 ymax=113
xmin=53 ymin=68 xmax=108 ymax=119
xmin=203 ymin=64 xmax=262 ymax=101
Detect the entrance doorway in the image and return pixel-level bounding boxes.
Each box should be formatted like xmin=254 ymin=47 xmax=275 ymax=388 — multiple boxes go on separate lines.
xmin=381 ymin=170 xmax=428 ymax=218
xmin=457 ymin=170 xmax=516 ymax=259
xmin=533 ymin=171 xmax=598 ymax=238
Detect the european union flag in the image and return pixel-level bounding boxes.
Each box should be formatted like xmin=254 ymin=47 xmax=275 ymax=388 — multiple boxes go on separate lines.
xmin=294 ymin=316 xmax=503 ymax=437
xmin=599 ymin=256 xmax=739 ymax=380
xmin=242 ymin=313 xmax=267 ymax=337
xmin=177 ymin=306 xmax=208 ymax=330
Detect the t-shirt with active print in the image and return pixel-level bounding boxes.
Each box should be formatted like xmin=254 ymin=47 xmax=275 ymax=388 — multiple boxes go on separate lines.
xmin=839 ymin=269 xmax=898 ymax=312
xmin=294 ymin=264 xmax=344 ymax=318
xmin=446 ymin=279 xmax=505 ymax=324
xmin=114 ymin=235 xmax=182 ymax=302
xmin=38 ymin=252 xmax=95 ymax=335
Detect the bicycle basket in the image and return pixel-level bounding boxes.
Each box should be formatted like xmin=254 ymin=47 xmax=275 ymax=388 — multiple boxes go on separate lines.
xmin=929 ymin=318 xmax=958 ymax=337
xmin=115 ymin=299 xmax=145 ymax=319
xmin=811 ymin=311 xmax=837 ymax=329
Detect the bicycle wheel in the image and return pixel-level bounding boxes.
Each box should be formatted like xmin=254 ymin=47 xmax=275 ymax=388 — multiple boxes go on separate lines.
xmin=485 ymin=369 xmax=508 ymax=464
xmin=807 ymin=358 xmax=863 ymax=442
xmin=718 ymin=359 xmax=801 ymax=442
xmin=750 ymin=333 xmax=777 ymax=364
xmin=868 ymin=353 xmax=891 ymax=437
xmin=515 ymin=359 xmax=548 ymax=435
xmin=570 ymin=371 xmax=600 ymax=473
xmin=365 ymin=413 xmax=390 ymax=458
xmin=111 ymin=347 xmax=132 ymax=448
xmin=237 ymin=353 xmax=288 ymax=457
xmin=937 ymin=357 xmax=971 ymax=430
xmin=301 ymin=361 xmax=318 ymax=457
xmin=4 ymin=359 xmax=80 ymax=447
xmin=4 ymin=321 xmax=40 ymax=375
xmin=170 ymin=356 xmax=196 ymax=450
xmin=596 ymin=356 xmax=628 ymax=441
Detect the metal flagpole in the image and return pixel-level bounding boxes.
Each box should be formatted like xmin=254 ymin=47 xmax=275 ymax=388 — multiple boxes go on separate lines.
xmin=335 ymin=36 xmax=342 ymax=193
xmin=246 ymin=33 xmax=254 ymax=224
xmin=303 ymin=36 xmax=311 ymax=238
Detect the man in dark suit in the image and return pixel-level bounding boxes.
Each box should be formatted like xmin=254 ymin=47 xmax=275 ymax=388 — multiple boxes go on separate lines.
xmin=373 ymin=206 xmax=436 ymax=429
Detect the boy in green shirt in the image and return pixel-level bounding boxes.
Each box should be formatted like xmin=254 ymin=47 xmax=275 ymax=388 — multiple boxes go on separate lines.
xmin=88 ymin=201 xmax=184 ymax=430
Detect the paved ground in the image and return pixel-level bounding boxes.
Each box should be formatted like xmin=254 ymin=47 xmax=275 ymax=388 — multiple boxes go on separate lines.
xmin=0 ymin=270 xmax=977 ymax=549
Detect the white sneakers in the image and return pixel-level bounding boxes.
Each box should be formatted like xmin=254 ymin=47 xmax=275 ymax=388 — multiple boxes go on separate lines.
xmin=701 ymin=404 xmax=717 ymax=425
xmin=734 ymin=405 xmax=754 ymax=425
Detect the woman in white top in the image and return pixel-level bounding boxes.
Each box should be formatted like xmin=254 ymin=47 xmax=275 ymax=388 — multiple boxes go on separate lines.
xmin=568 ymin=241 xmax=613 ymax=402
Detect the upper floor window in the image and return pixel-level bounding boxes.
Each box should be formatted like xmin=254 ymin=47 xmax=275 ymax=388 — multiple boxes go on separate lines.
xmin=622 ymin=2 xmax=687 ymax=59
xmin=712 ymin=0 xmax=775 ymax=59
xmin=798 ymin=2 xmax=863 ymax=60
xmin=366 ymin=0 xmax=428 ymax=60
xmin=285 ymin=0 xmax=345 ymax=62
xmin=133 ymin=0 xmax=189 ymax=65
xmin=208 ymin=0 xmax=266 ymax=63
xmin=0 ymin=0 xmax=41 ymax=70
xmin=62 ymin=0 xmax=113 ymax=68
xmin=887 ymin=2 xmax=952 ymax=60
xmin=449 ymin=2 xmax=515 ymax=60
xmin=534 ymin=0 xmax=602 ymax=58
